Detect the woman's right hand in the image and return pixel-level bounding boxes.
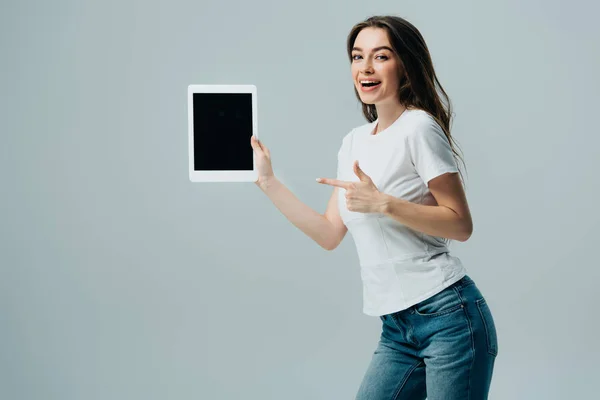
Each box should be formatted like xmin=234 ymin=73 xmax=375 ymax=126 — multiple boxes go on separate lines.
xmin=250 ymin=135 xmax=275 ymax=189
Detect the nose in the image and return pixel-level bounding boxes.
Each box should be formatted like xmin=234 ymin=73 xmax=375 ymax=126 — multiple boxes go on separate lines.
xmin=361 ymin=61 xmax=374 ymax=74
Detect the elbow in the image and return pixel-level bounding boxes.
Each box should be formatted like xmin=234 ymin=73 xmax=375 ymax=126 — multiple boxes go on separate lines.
xmin=322 ymin=241 xmax=337 ymax=251
xmin=321 ymin=238 xmax=340 ymax=251
xmin=459 ymin=222 xmax=473 ymax=242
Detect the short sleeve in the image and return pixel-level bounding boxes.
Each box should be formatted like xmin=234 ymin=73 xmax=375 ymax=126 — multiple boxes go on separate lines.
xmin=405 ymin=119 xmax=458 ymax=185
xmin=336 ymin=142 xmax=344 ymax=180
xmin=336 ymin=130 xmax=353 ymax=181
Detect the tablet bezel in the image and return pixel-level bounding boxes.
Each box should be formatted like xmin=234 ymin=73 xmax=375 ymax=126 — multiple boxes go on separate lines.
xmin=188 ymin=84 xmax=258 ymax=182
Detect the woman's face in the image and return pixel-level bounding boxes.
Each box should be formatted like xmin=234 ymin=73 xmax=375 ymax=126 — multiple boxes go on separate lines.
xmin=351 ymin=27 xmax=401 ymax=106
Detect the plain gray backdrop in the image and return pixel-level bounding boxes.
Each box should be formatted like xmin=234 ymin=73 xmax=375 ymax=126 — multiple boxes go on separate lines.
xmin=2 ymin=0 xmax=599 ymax=399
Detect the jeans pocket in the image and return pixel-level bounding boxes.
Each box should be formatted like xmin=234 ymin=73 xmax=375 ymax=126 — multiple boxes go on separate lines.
xmin=476 ymin=298 xmax=498 ymax=356
xmin=413 ymin=287 xmax=464 ymax=317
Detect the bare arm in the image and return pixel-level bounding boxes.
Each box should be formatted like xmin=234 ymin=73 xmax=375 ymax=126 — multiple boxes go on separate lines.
xmin=379 ymin=172 xmax=473 ymax=242
xmin=317 ymin=161 xmax=471 ymax=243
xmin=259 ymin=178 xmax=347 ymax=250
xmin=251 ymin=135 xmax=347 ymax=250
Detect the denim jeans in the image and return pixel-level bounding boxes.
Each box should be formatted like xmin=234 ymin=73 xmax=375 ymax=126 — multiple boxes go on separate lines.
xmin=355 ymin=275 xmax=498 ymax=400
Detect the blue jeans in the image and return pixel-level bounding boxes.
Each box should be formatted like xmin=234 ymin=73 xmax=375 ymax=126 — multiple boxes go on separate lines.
xmin=356 ymin=275 xmax=498 ymax=400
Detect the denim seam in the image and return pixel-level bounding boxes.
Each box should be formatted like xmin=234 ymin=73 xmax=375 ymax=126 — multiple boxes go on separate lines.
xmin=413 ymin=302 xmax=463 ymax=317
xmin=454 ymin=287 xmax=474 ymax=400
xmin=476 ymin=298 xmax=498 ymax=357
xmin=391 ymin=360 xmax=424 ymax=400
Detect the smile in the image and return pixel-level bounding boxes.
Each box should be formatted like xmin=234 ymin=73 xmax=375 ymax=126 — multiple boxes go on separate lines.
xmin=359 ymin=80 xmax=381 ymax=92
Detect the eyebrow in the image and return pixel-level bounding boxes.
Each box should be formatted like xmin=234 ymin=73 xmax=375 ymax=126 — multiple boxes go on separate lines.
xmin=352 ymin=46 xmax=394 ymax=53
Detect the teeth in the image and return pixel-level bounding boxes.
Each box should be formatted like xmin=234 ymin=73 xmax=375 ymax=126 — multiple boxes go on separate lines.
xmin=360 ymin=80 xmax=380 ymax=84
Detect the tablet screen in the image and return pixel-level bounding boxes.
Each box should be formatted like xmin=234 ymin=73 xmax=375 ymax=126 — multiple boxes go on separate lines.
xmin=192 ymin=93 xmax=253 ymax=171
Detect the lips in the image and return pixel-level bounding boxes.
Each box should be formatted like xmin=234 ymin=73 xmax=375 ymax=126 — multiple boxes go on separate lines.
xmin=359 ymin=80 xmax=381 ymax=92
xmin=360 ymin=80 xmax=381 ymax=87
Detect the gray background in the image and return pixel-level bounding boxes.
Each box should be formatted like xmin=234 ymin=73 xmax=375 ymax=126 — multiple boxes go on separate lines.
xmin=2 ymin=0 xmax=598 ymax=399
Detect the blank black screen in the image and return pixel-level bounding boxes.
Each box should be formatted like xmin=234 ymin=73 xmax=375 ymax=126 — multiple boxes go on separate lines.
xmin=192 ymin=93 xmax=253 ymax=171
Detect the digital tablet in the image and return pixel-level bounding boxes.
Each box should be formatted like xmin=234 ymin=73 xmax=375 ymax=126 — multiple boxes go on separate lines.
xmin=188 ymin=84 xmax=258 ymax=182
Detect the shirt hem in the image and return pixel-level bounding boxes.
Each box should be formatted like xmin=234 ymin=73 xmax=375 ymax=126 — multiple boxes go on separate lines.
xmin=362 ymin=270 xmax=467 ymax=317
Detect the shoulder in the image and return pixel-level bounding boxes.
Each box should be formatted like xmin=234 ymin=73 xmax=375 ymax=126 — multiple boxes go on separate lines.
xmin=402 ymin=109 xmax=448 ymax=146
xmin=347 ymin=120 xmax=376 ymax=140
xmin=403 ymin=108 xmax=442 ymax=132
xmin=338 ymin=121 xmax=374 ymax=151
xmin=337 ymin=127 xmax=355 ymax=158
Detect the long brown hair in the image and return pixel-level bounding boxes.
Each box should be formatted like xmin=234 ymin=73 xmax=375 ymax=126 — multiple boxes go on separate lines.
xmin=347 ymin=15 xmax=467 ymax=184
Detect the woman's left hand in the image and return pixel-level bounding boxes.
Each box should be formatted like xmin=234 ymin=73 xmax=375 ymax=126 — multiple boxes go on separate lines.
xmin=317 ymin=160 xmax=388 ymax=213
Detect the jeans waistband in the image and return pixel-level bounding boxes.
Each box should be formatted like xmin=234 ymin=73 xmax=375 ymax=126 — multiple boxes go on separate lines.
xmin=451 ymin=274 xmax=475 ymax=290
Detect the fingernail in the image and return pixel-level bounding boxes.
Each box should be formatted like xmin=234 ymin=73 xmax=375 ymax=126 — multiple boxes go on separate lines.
xmin=316 ymin=178 xmax=321 ymax=182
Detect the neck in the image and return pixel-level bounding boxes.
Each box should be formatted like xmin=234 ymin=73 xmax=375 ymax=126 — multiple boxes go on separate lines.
xmin=373 ymin=100 xmax=407 ymax=135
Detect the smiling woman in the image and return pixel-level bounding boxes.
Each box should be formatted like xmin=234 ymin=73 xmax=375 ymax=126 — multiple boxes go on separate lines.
xmin=351 ymin=36 xmax=399 ymax=104
xmin=251 ymin=15 xmax=497 ymax=400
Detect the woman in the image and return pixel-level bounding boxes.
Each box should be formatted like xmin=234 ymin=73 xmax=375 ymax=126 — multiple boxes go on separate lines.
xmin=250 ymin=15 xmax=498 ymax=400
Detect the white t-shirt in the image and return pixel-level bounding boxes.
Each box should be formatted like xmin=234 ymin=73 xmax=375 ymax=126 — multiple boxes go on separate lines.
xmin=337 ymin=108 xmax=467 ymax=316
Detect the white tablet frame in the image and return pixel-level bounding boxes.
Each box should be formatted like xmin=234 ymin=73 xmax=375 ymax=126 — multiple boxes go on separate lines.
xmin=188 ymin=84 xmax=258 ymax=182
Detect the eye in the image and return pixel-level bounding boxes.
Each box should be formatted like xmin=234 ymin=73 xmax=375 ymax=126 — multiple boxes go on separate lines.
xmin=352 ymin=54 xmax=362 ymax=60
xmin=376 ymin=55 xmax=389 ymax=60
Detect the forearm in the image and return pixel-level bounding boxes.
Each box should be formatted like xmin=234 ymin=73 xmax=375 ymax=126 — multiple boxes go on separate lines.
xmin=379 ymin=194 xmax=472 ymax=242
xmin=259 ymin=177 xmax=336 ymax=249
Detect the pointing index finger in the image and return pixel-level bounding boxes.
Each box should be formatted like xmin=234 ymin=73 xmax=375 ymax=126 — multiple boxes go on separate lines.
xmin=316 ymin=178 xmax=350 ymax=189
